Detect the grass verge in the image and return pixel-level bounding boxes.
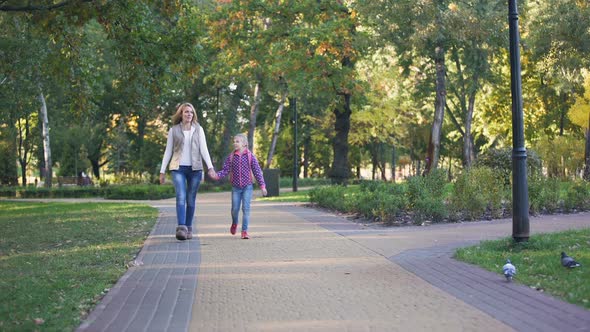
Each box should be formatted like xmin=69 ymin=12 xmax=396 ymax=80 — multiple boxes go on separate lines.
xmin=454 ymin=228 xmax=590 ymax=309
xmin=0 ymin=201 xmax=158 ymax=331
xmin=257 ymin=189 xmax=311 ymax=203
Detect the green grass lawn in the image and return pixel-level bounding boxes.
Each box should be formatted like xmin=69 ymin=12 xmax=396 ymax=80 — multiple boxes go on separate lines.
xmin=257 ymin=189 xmax=311 ymax=203
xmin=455 ymin=228 xmax=590 ymax=309
xmin=0 ymin=201 xmax=158 ymax=331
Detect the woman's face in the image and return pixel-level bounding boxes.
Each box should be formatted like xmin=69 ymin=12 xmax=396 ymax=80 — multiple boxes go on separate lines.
xmin=182 ymin=106 xmax=194 ymax=123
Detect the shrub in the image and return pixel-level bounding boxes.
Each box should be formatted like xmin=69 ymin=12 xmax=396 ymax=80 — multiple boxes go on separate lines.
xmin=476 ymin=147 xmax=542 ymax=185
xmin=103 ymin=184 xmax=175 ymax=200
xmin=528 ymin=175 xmax=561 ymax=214
xmin=406 ymin=168 xmax=448 ymax=222
xmin=309 ymin=185 xmax=349 ymax=211
xmin=11 ymin=186 xmax=103 ymax=198
xmin=353 ymin=182 xmax=408 ymax=224
xmin=562 ymin=180 xmax=590 ymax=212
xmin=451 ymin=166 xmax=506 ymax=220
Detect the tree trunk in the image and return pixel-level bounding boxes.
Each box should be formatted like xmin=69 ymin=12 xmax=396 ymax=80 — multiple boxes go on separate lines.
xmin=424 ymin=45 xmax=447 ymax=174
xmin=248 ymin=81 xmax=262 ymax=152
xmin=17 ymin=117 xmax=32 ymax=186
xmin=303 ymin=135 xmax=310 ymax=178
xmin=584 ymin=114 xmax=590 ymax=180
xmin=330 ymin=93 xmax=352 ymax=184
xmin=137 ymin=115 xmax=147 ymax=177
xmin=39 ymin=89 xmax=52 ymax=187
xmin=370 ymin=142 xmax=378 ymax=180
xmin=463 ymin=91 xmax=476 ymax=168
xmin=559 ymin=94 xmax=567 ymax=136
xmin=266 ymin=91 xmax=287 ymax=168
xmin=391 ymin=145 xmax=396 ymax=182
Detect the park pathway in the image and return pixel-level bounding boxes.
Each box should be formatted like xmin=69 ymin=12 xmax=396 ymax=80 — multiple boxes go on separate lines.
xmin=76 ymin=192 xmax=590 ymax=332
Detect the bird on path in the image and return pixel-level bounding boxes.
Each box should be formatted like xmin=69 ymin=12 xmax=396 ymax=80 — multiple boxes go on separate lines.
xmin=561 ymin=252 xmax=581 ymax=268
xmin=502 ymin=259 xmax=516 ymax=282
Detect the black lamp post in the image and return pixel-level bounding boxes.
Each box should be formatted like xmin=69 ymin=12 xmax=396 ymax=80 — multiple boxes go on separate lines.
xmin=508 ymin=0 xmax=530 ymax=242
xmin=292 ymin=97 xmax=298 ymax=192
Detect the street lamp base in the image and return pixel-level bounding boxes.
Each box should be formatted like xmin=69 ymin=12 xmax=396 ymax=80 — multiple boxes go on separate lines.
xmin=513 ymin=236 xmax=529 ymax=243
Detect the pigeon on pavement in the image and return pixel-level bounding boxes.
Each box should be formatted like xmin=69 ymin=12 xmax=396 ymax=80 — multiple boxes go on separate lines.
xmin=561 ymin=252 xmax=581 ymax=268
xmin=502 ymin=259 xmax=516 ymax=282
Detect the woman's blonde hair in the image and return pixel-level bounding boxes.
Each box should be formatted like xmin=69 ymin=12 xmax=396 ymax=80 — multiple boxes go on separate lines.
xmin=234 ymin=133 xmax=248 ymax=147
xmin=171 ymin=102 xmax=198 ymax=125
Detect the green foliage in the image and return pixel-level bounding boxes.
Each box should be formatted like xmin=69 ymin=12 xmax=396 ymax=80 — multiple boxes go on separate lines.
xmin=1 ymin=1 xmax=589 ymax=191
xmin=528 ymin=175 xmax=562 ymax=214
xmin=103 ymin=185 xmax=175 ymax=200
xmin=0 ymin=184 xmax=169 ymax=200
xmin=309 ymin=173 xmax=587 ymax=225
xmin=455 ymin=228 xmax=590 ymax=309
xmin=476 ymin=147 xmax=543 ymax=185
xmin=562 ymin=180 xmax=590 ymax=212
xmin=406 ymin=169 xmax=448 ymax=222
xmin=534 ymin=134 xmax=586 ymax=179
xmin=354 ymin=181 xmax=408 ymax=225
xmin=0 ymin=128 xmax=18 ymax=185
xmin=451 ymin=167 xmax=506 ymax=220
xmin=308 ymin=185 xmax=351 ymax=211
xmin=568 ymin=73 xmax=590 ymax=129
xmin=0 ymin=185 xmax=102 ymax=199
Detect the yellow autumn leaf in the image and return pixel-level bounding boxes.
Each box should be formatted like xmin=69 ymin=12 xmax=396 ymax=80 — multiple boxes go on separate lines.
xmin=569 ymin=74 xmax=590 ymax=129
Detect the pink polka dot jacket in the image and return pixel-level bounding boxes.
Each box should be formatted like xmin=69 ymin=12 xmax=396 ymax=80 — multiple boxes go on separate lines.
xmin=216 ymin=149 xmax=266 ymax=189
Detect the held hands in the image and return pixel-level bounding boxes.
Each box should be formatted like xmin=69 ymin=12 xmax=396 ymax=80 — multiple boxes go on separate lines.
xmin=207 ymin=168 xmax=219 ymax=180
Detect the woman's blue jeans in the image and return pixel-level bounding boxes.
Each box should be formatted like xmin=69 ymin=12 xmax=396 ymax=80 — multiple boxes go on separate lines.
xmin=171 ymin=166 xmax=202 ymax=227
xmin=231 ymin=184 xmax=253 ymax=231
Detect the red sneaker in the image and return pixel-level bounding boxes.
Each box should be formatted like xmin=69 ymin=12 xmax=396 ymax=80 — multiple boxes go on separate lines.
xmin=230 ymin=223 xmax=237 ymax=235
xmin=241 ymin=230 xmax=249 ymax=239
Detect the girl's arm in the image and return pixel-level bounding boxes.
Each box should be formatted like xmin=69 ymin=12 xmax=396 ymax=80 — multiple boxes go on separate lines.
xmin=251 ymin=154 xmax=266 ymax=191
xmin=215 ymin=155 xmax=232 ymax=180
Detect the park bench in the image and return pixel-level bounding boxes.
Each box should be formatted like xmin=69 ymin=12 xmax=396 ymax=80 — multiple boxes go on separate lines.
xmin=57 ymin=176 xmax=93 ymax=187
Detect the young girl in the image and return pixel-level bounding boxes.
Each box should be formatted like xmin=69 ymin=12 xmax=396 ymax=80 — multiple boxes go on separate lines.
xmin=214 ymin=134 xmax=267 ymax=239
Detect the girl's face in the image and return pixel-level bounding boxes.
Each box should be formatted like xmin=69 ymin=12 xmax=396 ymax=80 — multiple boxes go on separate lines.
xmin=181 ymin=106 xmax=194 ymax=123
xmin=233 ymin=137 xmax=246 ymax=150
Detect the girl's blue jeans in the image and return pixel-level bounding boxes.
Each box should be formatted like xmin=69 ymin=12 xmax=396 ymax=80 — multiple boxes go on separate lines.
xmin=231 ymin=184 xmax=253 ymax=231
xmin=171 ymin=166 xmax=202 ymax=227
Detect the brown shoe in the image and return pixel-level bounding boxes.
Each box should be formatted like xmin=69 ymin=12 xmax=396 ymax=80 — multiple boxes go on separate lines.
xmin=187 ymin=226 xmax=193 ymax=239
xmin=176 ymin=225 xmax=188 ymax=241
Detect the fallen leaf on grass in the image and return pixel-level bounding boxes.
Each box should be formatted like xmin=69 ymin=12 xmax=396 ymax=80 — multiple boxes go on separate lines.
xmin=33 ymin=318 xmax=44 ymax=325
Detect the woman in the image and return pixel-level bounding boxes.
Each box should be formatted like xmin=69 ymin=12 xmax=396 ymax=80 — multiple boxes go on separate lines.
xmin=160 ymin=102 xmax=217 ymax=240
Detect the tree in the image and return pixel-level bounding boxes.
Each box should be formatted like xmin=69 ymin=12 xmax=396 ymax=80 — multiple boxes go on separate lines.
xmin=0 ymin=13 xmax=52 ymax=186
xmin=38 ymin=88 xmax=52 ymax=186
xmin=569 ymin=73 xmax=590 ymax=180
xmin=0 ymin=0 xmax=93 ymax=12
xmin=266 ymin=85 xmax=288 ymax=168
xmin=526 ymin=0 xmax=590 ymax=137
xmin=351 ymin=47 xmax=423 ymax=180
xmin=356 ymin=0 xmax=453 ymax=174
xmin=444 ymin=1 xmax=506 ymax=168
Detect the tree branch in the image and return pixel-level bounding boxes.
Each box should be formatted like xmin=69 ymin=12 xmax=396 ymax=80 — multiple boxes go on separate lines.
xmin=0 ymin=0 xmax=93 ymax=12
xmin=445 ymin=102 xmax=465 ymax=136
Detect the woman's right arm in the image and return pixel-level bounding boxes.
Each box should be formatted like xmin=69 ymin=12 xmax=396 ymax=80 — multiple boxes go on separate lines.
xmin=159 ymin=128 xmax=174 ymax=184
